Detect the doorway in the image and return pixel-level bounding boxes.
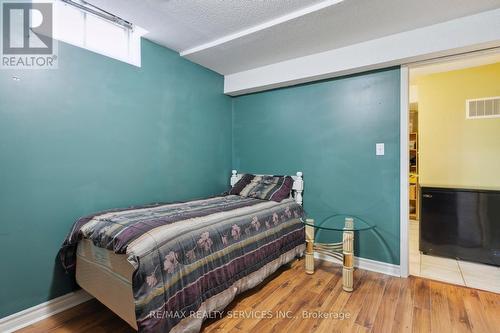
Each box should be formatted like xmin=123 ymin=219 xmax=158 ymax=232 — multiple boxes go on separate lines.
xmin=406 ymin=50 xmax=500 ymax=293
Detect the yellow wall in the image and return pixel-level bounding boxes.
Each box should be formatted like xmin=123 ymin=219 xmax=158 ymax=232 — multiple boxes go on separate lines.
xmin=417 ymin=62 xmax=500 ymax=189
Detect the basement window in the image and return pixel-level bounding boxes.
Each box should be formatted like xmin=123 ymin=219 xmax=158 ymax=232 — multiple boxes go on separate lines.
xmin=53 ymin=0 xmax=147 ymax=67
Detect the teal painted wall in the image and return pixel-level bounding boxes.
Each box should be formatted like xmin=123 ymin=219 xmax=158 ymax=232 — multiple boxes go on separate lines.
xmin=0 ymin=40 xmax=232 ymax=317
xmin=232 ymin=68 xmax=401 ymax=265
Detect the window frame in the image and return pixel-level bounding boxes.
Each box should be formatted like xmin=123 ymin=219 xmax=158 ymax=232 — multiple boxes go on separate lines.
xmin=53 ymin=1 xmax=146 ymax=67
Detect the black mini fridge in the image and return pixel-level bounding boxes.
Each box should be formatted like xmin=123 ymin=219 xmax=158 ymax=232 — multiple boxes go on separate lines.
xmin=420 ymin=186 xmax=500 ymax=266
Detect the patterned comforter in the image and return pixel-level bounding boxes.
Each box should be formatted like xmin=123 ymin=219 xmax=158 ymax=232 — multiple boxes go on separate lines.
xmin=60 ymin=195 xmax=305 ymax=332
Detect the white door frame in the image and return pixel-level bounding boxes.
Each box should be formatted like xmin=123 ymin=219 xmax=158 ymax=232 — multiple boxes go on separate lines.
xmin=400 ymin=66 xmax=410 ymax=278
xmin=399 ymin=48 xmax=500 ymax=278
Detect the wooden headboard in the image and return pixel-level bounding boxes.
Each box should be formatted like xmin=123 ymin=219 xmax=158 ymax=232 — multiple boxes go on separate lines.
xmin=230 ymin=170 xmax=304 ymax=205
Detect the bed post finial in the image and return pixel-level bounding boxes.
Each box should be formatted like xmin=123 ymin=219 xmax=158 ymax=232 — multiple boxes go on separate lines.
xmin=294 ymin=171 xmax=303 ymax=205
xmin=230 ymin=170 xmax=238 ymax=187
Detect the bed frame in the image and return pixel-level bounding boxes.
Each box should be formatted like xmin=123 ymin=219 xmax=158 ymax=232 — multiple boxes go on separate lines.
xmin=230 ymin=170 xmax=304 ymax=206
xmin=76 ymin=170 xmax=305 ymax=331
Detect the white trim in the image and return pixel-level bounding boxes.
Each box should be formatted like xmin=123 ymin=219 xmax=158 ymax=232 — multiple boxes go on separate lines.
xmin=406 ymin=47 xmax=500 ymax=71
xmin=0 ymin=290 xmax=93 ymax=333
xmin=467 ymin=114 xmax=500 ymax=120
xmin=466 ymin=114 xmax=500 ymax=120
xmin=180 ymin=0 xmax=344 ymax=56
xmin=400 ymin=66 xmax=410 ymax=278
xmin=314 ymin=253 xmax=401 ymax=277
xmin=224 ymin=8 xmax=500 ymax=95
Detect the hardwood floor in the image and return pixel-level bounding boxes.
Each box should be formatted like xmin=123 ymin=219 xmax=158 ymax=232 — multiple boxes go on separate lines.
xmin=17 ymin=259 xmax=500 ymax=333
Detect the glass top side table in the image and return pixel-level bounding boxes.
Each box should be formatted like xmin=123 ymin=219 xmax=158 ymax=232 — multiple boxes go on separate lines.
xmin=301 ymin=214 xmax=375 ymax=292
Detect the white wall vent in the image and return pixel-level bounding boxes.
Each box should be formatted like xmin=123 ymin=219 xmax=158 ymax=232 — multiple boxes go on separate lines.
xmin=466 ymin=97 xmax=500 ymax=119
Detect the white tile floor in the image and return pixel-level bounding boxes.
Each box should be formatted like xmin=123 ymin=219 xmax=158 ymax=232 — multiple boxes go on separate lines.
xmin=409 ymin=219 xmax=500 ymax=294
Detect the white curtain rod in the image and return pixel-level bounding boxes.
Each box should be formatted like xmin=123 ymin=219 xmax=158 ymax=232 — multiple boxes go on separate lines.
xmin=60 ymin=0 xmax=133 ymax=30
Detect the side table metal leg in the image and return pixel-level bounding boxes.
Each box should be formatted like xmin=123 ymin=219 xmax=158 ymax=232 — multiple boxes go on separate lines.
xmin=305 ymin=218 xmax=315 ymax=274
xmin=342 ymin=229 xmax=354 ymax=292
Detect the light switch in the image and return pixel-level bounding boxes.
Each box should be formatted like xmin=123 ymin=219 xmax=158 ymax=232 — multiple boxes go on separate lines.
xmin=376 ymin=143 xmax=385 ymax=156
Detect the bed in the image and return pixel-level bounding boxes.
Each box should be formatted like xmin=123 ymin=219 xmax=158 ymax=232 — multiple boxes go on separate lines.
xmin=60 ymin=171 xmax=305 ymax=333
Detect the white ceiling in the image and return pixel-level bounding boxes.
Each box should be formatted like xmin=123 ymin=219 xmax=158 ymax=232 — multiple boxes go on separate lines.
xmin=90 ymin=0 xmax=500 ymax=75
xmin=89 ymin=0 xmax=325 ymax=51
